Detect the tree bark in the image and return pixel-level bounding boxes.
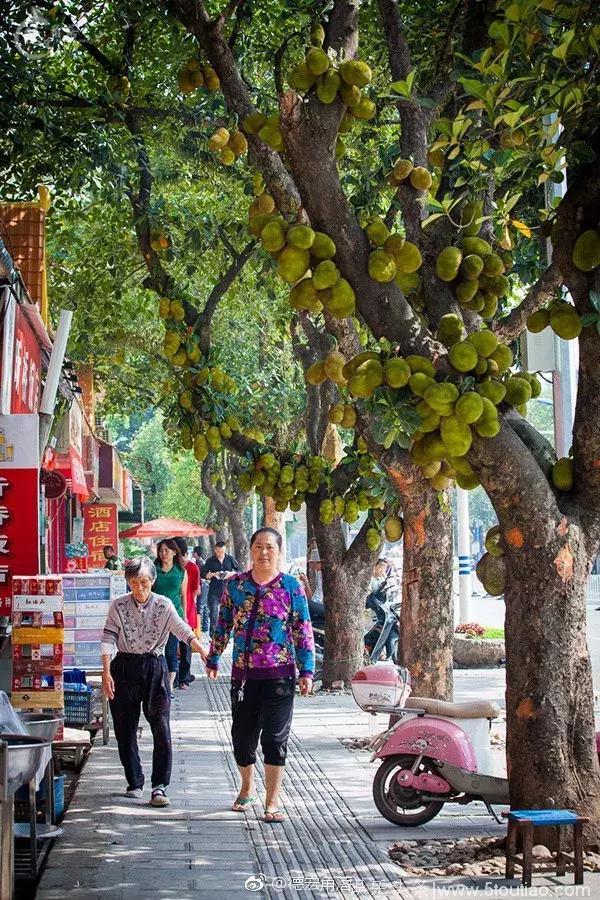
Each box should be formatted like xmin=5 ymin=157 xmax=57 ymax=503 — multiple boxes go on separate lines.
xmin=308 ymin=496 xmax=374 ymax=687
xmin=228 ymin=505 xmax=250 ymax=569
xmin=386 ymin=466 xmax=454 ymax=700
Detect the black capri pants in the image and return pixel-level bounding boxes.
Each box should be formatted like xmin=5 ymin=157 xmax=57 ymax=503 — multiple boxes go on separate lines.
xmin=231 ymin=677 xmax=295 ymax=767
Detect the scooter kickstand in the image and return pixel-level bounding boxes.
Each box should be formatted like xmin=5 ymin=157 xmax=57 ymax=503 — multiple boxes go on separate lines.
xmin=483 ymin=799 xmax=504 ymax=824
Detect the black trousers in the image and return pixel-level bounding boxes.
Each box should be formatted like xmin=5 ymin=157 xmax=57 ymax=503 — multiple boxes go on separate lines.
xmin=176 ymin=640 xmax=192 ymax=686
xmin=109 ymin=652 xmax=172 ymax=790
xmin=230 ymin=677 xmax=295 ymax=767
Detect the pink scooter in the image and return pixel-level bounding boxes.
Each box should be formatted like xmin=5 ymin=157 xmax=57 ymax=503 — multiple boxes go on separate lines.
xmin=352 ymin=663 xmax=510 ymax=826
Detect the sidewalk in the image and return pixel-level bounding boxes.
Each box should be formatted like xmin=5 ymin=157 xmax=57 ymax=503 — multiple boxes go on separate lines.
xmin=35 ymin=663 xmax=600 ymax=899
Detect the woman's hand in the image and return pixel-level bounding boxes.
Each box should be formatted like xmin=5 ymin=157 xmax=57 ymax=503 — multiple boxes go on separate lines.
xmin=191 ymin=639 xmax=207 ymax=663
xmin=102 ymin=671 xmax=115 ymax=700
xmin=298 ymin=677 xmax=313 ymax=696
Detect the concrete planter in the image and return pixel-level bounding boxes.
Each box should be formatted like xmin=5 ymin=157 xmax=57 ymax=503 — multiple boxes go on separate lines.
xmin=453 ymin=634 xmax=505 ymax=668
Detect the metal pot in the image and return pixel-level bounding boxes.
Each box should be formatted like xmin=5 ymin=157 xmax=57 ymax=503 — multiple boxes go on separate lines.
xmin=0 ymin=735 xmax=51 ymax=800
xmin=17 ymin=713 xmax=62 ymax=742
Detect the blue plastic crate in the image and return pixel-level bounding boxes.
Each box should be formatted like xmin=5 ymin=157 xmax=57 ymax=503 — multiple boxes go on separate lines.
xmin=64 ymin=689 xmax=93 ymax=726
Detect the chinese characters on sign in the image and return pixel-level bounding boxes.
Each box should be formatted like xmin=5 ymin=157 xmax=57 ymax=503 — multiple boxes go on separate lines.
xmin=0 ymin=414 xmax=41 ymax=615
xmin=82 ymin=503 xmax=118 ymax=569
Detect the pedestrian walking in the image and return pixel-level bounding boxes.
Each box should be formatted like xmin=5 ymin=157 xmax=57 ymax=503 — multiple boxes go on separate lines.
xmin=101 ymin=557 xmax=207 ymax=807
xmin=174 ymin=537 xmax=200 ymax=687
xmin=201 ymin=541 xmax=239 ymax=636
xmin=153 ymin=538 xmax=188 ymax=695
xmin=193 ymin=547 xmax=210 ymax=632
xmin=206 ymin=527 xmax=315 ymax=823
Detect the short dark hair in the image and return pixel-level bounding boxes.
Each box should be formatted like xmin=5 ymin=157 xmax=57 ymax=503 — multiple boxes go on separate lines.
xmin=215 ymin=540 xmax=227 ymax=548
xmin=250 ymin=527 xmax=282 ymax=550
xmin=193 ymin=546 xmax=203 ymax=555
xmin=173 ymin=537 xmax=189 ymax=556
xmin=104 ymin=545 xmax=115 ymax=553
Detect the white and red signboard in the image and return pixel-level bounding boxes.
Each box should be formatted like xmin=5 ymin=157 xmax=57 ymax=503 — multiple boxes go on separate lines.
xmin=0 ymin=296 xmax=42 ymax=415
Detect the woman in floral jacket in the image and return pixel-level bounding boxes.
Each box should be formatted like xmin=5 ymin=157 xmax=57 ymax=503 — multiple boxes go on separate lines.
xmin=206 ymin=527 xmax=315 ymax=822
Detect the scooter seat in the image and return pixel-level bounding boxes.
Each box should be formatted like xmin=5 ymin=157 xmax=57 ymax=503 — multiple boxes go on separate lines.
xmin=406 ymin=696 xmax=501 ymax=719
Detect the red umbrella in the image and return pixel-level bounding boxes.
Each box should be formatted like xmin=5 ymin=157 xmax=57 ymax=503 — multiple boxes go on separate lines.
xmin=119 ymin=517 xmax=214 ymax=538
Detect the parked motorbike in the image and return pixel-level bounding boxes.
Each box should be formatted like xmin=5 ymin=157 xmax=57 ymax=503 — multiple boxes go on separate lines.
xmin=309 ymin=591 xmax=400 ymax=665
xmin=352 ymin=662 xmax=512 ymax=826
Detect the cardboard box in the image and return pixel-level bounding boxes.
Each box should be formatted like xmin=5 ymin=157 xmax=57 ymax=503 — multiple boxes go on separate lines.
xmin=12 ymin=673 xmax=63 ymax=691
xmin=12 ymin=643 xmax=64 ymax=661
xmin=12 ymin=594 xmax=63 ymax=613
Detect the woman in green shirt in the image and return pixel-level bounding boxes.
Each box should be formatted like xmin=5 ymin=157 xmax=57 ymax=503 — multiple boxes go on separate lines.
xmin=154 ymin=539 xmax=188 ymax=695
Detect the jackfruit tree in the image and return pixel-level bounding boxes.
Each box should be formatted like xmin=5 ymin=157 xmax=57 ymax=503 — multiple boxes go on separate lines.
xmin=142 ymin=0 xmax=600 ymax=826
xmin=4 ymin=0 xmax=600 ymax=823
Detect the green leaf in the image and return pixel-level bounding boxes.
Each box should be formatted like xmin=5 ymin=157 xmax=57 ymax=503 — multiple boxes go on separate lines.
xmin=590 ymin=290 xmax=600 ymax=313
xmin=459 ymin=79 xmax=489 ymax=100
xmin=580 ymin=313 xmax=600 ymax=327
xmin=415 ymin=96 xmax=437 ymax=109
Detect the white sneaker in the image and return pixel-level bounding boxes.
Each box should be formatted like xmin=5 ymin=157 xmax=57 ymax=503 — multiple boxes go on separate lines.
xmin=150 ymin=787 xmax=170 ymax=807
xmin=125 ymin=787 xmax=143 ymax=799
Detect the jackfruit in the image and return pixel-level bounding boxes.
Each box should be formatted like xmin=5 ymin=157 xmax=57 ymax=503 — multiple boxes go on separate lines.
xmin=456 ymin=471 xmax=480 ymax=490
xmin=436 ymin=314 xmax=466 ymax=348
xmin=243 ymin=112 xmax=267 ymax=134
xmin=313 ymin=260 xmax=341 ymax=289
xmin=306 ymin=47 xmax=330 ymax=76
xmin=368 ymin=250 xmax=396 ymax=283
xmin=461 ymin=236 xmax=492 ymax=257
xmin=287 ymin=224 xmax=315 ymax=250
xmin=409 ymin=372 xmax=436 ymax=398
xmin=409 ymin=167 xmax=433 ymax=191
xmin=440 ymin=415 xmax=473 ymax=456
xmin=466 ymin=330 xmax=498 ymax=357
xmin=394 ymin=241 xmax=422 ymax=274
xmin=477 ymin=380 xmax=507 ymax=405
xmin=455 ymin=392 xmax=484 ymax=424
xmin=261 ymin=219 xmax=287 ymax=252
xmin=480 ymin=294 xmax=499 ymax=319
xmin=316 ymin=70 xmax=341 ymax=103
xmin=476 ymin=417 xmax=501 ymax=437
xmin=383 ymin=357 xmax=411 ymax=388
xmin=449 ymin=342 xmax=479 ymax=372
xmin=341 ymin=405 xmax=357 ymax=428
xmin=407 ymin=356 xmax=435 ymax=377
xmin=460 ymin=254 xmax=484 ymax=279
xmin=310 ymin=23 xmax=326 ymax=46
xmin=527 ymin=309 xmax=550 ymax=333
xmin=383 ymin=234 xmax=405 ymax=257
xmin=339 ymin=82 xmax=361 ymax=107
xmin=258 ymin=117 xmax=284 ymax=150
xmin=572 ymin=229 xmax=600 ymax=272
xmin=455 ymin=280 xmax=480 ymax=304
xmin=476 ymin=553 xmax=506 ymax=596
xmin=306 ymin=361 xmax=327 ymax=385
xmin=424 ymin=382 xmax=459 ymax=412
xmin=552 ymin=457 xmax=573 ymax=491
xmin=436 ymin=247 xmax=463 ymax=282
xmin=327 ymin=279 xmax=356 ymax=317
xmin=505 ymin=377 xmax=532 ymax=406
xmin=485 ymin=525 xmax=503 ymax=557
xmin=422 ymin=431 xmax=447 ymax=462
xmin=278 ymin=246 xmax=311 ymax=283
xmin=229 ymin=131 xmax=248 ymax=155
xmin=392 ymin=158 xmax=414 ymax=181
xmin=289 ymin=278 xmax=319 ymax=310
xmin=461 ymin=201 xmax=483 ymax=236
xmin=339 ymin=59 xmax=372 ymax=87
xmin=549 ymin=305 xmax=582 ymax=340
xmin=311 ymin=232 xmax=336 ymax=260
xmin=208 ymin=127 xmax=230 ymax=150
xmin=395 ymin=273 xmax=421 ymax=294
xmin=384 ymin=516 xmax=404 ymax=542
xmin=350 ymin=97 xmax=376 ymax=120
xmin=482 ymin=253 xmax=505 ymax=277
xmin=366 ymin=218 xmax=390 ymax=247
xmin=489 ymin=344 xmax=513 ymax=372
xmin=219 ymin=147 xmax=235 ymax=165
xmin=289 ymin=61 xmax=317 ymax=93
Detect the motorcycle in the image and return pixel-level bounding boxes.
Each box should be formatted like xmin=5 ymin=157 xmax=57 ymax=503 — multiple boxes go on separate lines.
xmin=352 ymin=662 xmax=512 ymax=826
xmin=309 ymin=589 xmax=400 ymax=664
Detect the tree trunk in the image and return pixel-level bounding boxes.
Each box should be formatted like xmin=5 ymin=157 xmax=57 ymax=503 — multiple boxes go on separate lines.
xmin=504 ymin=530 xmax=600 ymax=837
xmin=262 ymin=497 xmax=287 ymax=562
xmin=393 ymin=476 xmax=455 ymax=700
xmin=228 ymin=503 xmax=250 ymax=569
xmin=308 ymin=496 xmax=375 ymax=687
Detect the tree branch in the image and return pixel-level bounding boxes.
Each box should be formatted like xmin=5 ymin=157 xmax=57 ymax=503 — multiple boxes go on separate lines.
xmin=493 ymin=262 xmax=563 ymax=344
xmin=197 ymin=240 xmax=257 ymax=355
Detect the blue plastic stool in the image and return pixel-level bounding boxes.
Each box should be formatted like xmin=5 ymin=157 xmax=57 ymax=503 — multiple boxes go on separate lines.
xmin=502 ymin=809 xmax=588 ymax=887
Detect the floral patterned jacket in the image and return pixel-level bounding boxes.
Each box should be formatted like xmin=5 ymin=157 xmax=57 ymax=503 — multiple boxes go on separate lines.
xmin=206 ymin=572 xmax=315 ymax=680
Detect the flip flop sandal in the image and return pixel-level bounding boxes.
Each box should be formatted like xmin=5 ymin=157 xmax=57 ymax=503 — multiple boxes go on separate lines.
xmin=263 ymin=809 xmax=285 ymax=823
xmin=231 ymin=795 xmax=257 ymax=812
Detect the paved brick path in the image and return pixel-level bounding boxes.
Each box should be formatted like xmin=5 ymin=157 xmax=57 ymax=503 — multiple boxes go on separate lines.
xmin=35 ymin=662 xmax=412 ymax=900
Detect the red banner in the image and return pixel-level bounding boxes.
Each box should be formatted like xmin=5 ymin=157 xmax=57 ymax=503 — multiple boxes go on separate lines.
xmin=0 ymin=414 xmax=40 ymax=615
xmin=82 ymin=503 xmax=118 ymax=569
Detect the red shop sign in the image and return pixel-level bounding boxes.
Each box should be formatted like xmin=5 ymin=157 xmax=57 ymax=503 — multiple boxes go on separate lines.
xmin=0 ymin=414 xmax=40 ymax=616
xmin=82 ymin=503 xmax=118 ymax=570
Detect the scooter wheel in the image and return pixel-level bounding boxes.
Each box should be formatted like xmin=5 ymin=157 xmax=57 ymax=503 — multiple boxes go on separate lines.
xmin=372 ymin=755 xmax=445 ymax=826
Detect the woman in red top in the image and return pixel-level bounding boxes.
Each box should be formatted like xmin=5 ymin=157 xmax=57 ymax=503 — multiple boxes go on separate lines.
xmin=174 ymin=538 xmax=200 ymax=687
